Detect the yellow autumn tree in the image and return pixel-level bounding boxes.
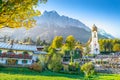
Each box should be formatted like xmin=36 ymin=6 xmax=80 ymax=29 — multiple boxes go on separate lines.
xmin=51 ymin=36 xmax=63 ymax=48
xmin=65 ymin=35 xmax=75 ymax=50
xmin=113 ymin=44 xmax=120 ymax=52
xmin=0 ymin=0 xmax=47 ymax=29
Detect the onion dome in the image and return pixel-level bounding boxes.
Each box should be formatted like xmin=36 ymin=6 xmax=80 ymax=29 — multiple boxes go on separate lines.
xmin=92 ymin=24 xmax=97 ymax=32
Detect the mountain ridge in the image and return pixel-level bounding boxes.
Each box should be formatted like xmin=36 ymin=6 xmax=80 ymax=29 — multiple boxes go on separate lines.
xmin=0 ymin=10 xmax=114 ymax=43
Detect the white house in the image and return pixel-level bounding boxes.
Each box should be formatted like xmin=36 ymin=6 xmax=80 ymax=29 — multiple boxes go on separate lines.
xmin=0 ymin=42 xmax=47 ymax=66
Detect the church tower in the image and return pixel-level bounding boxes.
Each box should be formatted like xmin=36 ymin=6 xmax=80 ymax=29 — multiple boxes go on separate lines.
xmin=89 ymin=24 xmax=100 ymax=54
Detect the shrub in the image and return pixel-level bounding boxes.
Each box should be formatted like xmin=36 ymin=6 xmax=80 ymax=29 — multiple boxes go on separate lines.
xmin=68 ymin=62 xmax=80 ymax=72
xmin=38 ymin=55 xmax=46 ymax=69
xmin=47 ymin=54 xmax=62 ymax=72
xmin=29 ymin=63 xmax=42 ymax=72
xmin=69 ymin=64 xmax=76 ymax=71
xmin=53 ymin=61 xmax=62 ymax=72
xmin=81 ymin=62 xmax=95 ymax=78
xmin=63 ymin=64 xmax=69 ymax=72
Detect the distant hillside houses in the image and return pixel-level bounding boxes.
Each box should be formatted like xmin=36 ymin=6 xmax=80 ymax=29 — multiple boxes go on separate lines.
xmin=0 ymin=35 xmax=35 ymax=45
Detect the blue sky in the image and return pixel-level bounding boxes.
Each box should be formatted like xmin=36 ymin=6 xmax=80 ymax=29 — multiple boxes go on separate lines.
xmin=37 ymin=0 xmax=120 ymax=38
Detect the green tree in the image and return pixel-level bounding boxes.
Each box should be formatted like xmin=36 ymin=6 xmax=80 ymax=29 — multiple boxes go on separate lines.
xmin=75 ymin=40 xmax=83 ymax=52
xmin=65 ymin=35 xmax=75 ymax=50
xmin=81 ymin=62 xmax=95 ymax=78
xmin=40 ymin=40 xmax=48 ymax=46
xmin=47 ymin=36 xmax=64 ymax=71
xmin=51 ymin=36 xmax=63 ymax=49
xmin=99 ymin=39 xmax=120 ymax=53
xmin=99 ymin=39 xmax=105 ymax=52
xmin=26 ymin=37 xmax=32 ymax=44
xmin=43 ymin=45 xmax=49 ymax=52
xmin=84 ymin=46 xmax=91 ymax=56
xmin=99 ymin=39 xmax=113 ymax=53
xmin=108 ymin=39 xmax=113 ymax=52
xmin=36 ymin=36 xmax=41 ymax=46
xmin=113 ymin=44 xmax=120 ymax=52
xmin=38 ymin=54 xmax=46 ymax=69
xmin=0 ymin=0 xmax=47 ymax=28
xmin=29 ymin=63 xmax=43 ymax=72
xmin=48 ymin=54 xmax=62 ymax=72
xmin=65 ymin=35 xmax=76 ymax=63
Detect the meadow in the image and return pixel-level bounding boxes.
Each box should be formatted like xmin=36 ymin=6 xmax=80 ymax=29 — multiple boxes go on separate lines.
xmin=0 ymin=67 xmax=120 ymax=80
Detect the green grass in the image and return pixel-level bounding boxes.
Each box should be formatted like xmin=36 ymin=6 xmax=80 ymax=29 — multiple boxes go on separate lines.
xmin=0 ymin=67 xmax=120 ymax=80
xmin=89 ymin=74 xmax=120 ymax=80
xmin=0 ymin=67 xmax=82 ymax=80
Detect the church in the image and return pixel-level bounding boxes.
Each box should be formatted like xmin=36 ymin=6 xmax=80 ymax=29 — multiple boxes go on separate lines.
xmin=89 ymin=24 xmax=100 ymax=54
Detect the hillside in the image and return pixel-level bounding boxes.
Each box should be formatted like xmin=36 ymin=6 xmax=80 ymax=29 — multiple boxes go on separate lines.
xmin=0 ymin=11 xmax=114 ymax=43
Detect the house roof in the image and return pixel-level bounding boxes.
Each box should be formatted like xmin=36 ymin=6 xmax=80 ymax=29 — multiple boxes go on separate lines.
xmin=0 ymin=42 xmax=37 ymax=51
xmin=33 ymin=51 xmax=47 ymax=54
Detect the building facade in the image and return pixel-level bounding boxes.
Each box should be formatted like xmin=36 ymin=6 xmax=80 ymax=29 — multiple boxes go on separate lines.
xmin=89 ymin=24 xmax=100 ymax=54
xmin=0 ymin=42 xmax=47 ymax=66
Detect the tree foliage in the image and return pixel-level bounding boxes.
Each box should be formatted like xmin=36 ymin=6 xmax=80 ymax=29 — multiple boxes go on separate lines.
xmin=65 ymin=35 xmax=75 ymax=50
xmin=83 ymin=46 xmax=91 ymax=56
xmin=75 ymin=41 xmax=83 ymax=52
xmin=81 ymin=62 xmax=95 ymax=78
xmin=38 ymin=54 xmax=46 ymax=69
xmin=36 ymin=36 xmax=41 ymax=46
xmin=99 ymin=39 xmax=120 ymax=53
xmin=48 ymin=54 xmax=62 ymax=72
xmin=68 ymin=62 xmax=80 ymax=72
xmin=51 ymin=36 xmax=63 ymax=49
xmin=113 ymin=44 xmax=120 ymax=52
xmin=29 ymin=63 xmax=42 ymax=72
xmin=46 ymin=36 xmax=64 ymax=71
xmin=0 ymin=0 xmax=47 ymax=28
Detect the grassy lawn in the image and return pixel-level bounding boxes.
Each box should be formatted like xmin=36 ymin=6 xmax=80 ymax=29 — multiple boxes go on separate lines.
xmin=91 ymin=74 xmax=120 ymax=80
xmin=0 ymin=67 xmax=120 ymax=80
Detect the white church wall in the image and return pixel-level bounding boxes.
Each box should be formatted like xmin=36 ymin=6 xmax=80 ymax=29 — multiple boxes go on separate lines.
xmin=89 ymin=25 xmax=100 ymax=54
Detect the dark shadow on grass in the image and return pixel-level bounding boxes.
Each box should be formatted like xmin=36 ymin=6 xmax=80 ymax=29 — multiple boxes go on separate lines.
xmin=0 ymin=67 xmax=84 ymax=79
